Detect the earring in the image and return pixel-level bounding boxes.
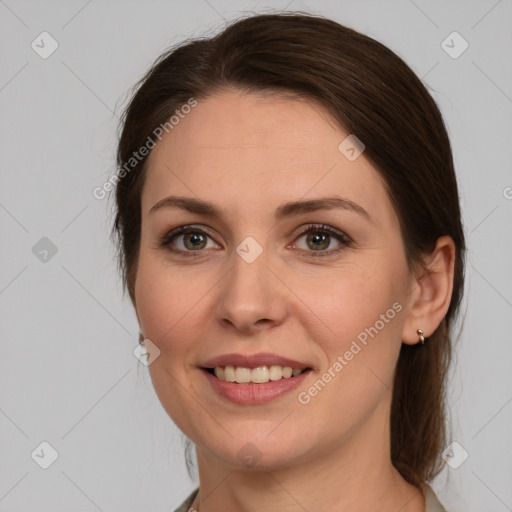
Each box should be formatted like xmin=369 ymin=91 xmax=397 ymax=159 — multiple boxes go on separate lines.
xmin=417 ymin=329 xmax=425 ymax=345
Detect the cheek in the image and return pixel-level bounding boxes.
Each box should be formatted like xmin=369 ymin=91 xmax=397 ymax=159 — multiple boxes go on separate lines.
xmin=135 ymin=252 xmax=178 ymax=340
xmin=134 ymin=255 xmax=215 ymax=434
xmin=305 ymin=259 xmax=405 ymax=343
xmin=292 ymin=266 xmax=405 ymax=421
xmin=296 ymin=257 xmax=408 ymax=406
xmin=134 ymin=252 xmax=218 ymax=356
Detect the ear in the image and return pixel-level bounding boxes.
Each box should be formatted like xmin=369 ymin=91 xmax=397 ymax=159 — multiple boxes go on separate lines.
xmin=402 ymin=235 xmax=456 ymax=345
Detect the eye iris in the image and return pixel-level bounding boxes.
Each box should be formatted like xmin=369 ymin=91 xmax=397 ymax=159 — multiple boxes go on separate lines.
xmin=307 ymin=232 xmax=329 ymax=250
xmin=184 ymin=233 xmax=206 ymax=250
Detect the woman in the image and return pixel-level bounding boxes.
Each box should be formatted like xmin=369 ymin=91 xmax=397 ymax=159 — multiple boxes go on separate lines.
xmin=111 ymin=12 xmax=465 ymax=512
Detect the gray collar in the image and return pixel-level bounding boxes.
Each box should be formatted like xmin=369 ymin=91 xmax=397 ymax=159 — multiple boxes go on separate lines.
xmin=173 ymin=483 xmax=447 ymax=512
xmin=421 ymin=482 xmax=447 ymax=512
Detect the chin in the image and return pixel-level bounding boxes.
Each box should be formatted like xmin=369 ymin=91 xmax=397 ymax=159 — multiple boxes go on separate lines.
xmin=193 ymin=421 xmax=319 ymax=471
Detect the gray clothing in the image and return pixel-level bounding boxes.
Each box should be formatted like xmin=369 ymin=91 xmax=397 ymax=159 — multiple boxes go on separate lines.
xmin=172 ymin=483 xmax=446 ymax=511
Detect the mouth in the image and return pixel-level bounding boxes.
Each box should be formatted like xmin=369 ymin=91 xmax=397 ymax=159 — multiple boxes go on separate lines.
xmin=200 ymin=352 xmax=314 ymax=404
xmin=201 ymin=364 xmax=313 ymax=404
xmin=202 ymin=365 xmax=312 ymax=384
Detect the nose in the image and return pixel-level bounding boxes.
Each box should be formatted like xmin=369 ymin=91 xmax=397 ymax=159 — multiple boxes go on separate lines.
xmin=214 ymin=245 xmax=289 ymax=334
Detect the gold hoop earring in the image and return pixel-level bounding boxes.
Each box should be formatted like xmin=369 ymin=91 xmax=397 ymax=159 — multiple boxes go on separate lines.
xmin=417 ymin=329 xmax=425 ymax=345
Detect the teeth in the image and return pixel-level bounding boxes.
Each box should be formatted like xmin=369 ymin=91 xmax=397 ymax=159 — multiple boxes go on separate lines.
xmin=235 ymin=366 xmax=251 ymax=383
xmin=223 ymin=365 xmax=236 ymax=382
xmin=212 ymin=365 xmax=305 ymax=383
xmin=269 ymin=365 xmax=282 ymax=381
xmin=251 ymin=366 xmax=269 ymax=383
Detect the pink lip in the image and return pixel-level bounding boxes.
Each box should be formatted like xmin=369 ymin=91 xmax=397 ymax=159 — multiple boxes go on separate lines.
xmin=202 ymin=368 xmax=312 ymax=404
xmin=202 ymin=352 xmax=310 ymax=369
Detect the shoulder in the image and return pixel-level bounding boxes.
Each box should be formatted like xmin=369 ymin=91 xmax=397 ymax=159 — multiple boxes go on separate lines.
xmin=171 ymin=487 xmax=199 ymax=512
xmin=421 ymin=482 xmax=447 ymax=512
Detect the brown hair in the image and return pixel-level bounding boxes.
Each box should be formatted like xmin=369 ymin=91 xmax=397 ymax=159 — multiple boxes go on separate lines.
xmin=111 ymin=11 xmax=466 ymax=487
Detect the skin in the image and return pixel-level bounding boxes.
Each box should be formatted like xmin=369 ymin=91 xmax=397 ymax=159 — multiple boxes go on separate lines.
xmin=133 ymin=89 xmax=455 ymax=511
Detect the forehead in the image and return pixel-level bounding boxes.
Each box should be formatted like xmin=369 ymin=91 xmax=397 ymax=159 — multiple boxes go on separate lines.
xmin=142 ymin=90 xmax=391 ymax=224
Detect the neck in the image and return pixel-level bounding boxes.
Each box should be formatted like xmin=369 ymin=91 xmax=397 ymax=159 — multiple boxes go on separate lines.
xmin=192 ymin=401 xmax=425 ymax=512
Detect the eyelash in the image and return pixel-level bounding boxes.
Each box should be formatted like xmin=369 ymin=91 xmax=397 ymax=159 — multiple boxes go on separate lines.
xmin=159 ymin=224 xmax=353 ymax=258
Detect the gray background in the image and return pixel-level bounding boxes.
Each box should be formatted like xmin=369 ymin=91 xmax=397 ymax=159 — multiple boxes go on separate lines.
xmin=1 ymin=0 xmax=511 ymax=511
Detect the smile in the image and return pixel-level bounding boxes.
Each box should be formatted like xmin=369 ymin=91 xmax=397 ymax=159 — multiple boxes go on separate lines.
xmin=208 ymin=365 xmax=306 ymax=383
xmin=202 ymin=366 xmax=312 ymax=404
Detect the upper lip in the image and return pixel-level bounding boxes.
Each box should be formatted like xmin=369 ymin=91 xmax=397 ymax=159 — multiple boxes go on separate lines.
xmin=202 ymin=352 xmax=311 ymax=369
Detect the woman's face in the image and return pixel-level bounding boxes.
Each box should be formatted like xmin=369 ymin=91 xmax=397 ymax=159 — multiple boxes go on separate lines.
xmin=134 ymin=90 xmax=417 ymax=469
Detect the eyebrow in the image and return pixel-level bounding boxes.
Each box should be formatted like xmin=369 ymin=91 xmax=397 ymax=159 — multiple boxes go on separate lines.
xmin=149 ymin=195 xmax=370 ymax=222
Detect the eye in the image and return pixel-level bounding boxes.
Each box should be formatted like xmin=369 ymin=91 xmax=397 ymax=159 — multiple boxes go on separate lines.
xmin=159 ymin=223 xmax=352 ymax=257
xmin=159 ymin=225 xmax=219 ymax=254
xmin=290 ymin=224 xmax=352 ymax=257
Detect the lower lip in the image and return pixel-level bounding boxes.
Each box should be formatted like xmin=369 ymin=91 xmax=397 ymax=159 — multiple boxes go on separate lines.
xmin=202 ymin=368 xmax=312 ymax=404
